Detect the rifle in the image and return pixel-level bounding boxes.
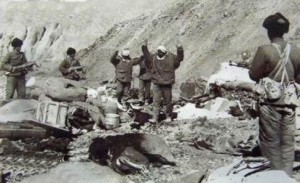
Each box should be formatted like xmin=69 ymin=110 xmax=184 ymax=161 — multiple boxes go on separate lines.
xmin=68 ymin=66 xmax=84 ymax=72
xmin=229 ymin=60 xmax=249 ymax=69
xmin=6 ymin=61 xmax=39 ymax=75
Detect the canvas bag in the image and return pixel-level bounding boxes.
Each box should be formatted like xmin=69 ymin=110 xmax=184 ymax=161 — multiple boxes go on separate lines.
xmin=254 ymin=43 xmax=298 ymax=105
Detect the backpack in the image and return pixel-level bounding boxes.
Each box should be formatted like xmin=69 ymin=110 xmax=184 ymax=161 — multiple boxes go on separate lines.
xmin=254 ymin=43 xmax=298 ymax=105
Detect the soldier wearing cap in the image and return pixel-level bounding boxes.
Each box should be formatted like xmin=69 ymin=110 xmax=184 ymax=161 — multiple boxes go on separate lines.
xmin=142 ymin=40 xmax=184 ymax=123
xmin=59 ymin=47 xmax=84 ymax=81
xmin=249 ymin=13 xmax=300 ymax=176
xmin=110 ymin=48 xmax=143 ymax=103
xmin=1 ymin=38 xmax=28 ymax=99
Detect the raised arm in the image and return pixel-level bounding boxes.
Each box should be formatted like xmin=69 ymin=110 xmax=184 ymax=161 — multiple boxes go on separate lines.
xmin=174 ymin=42 xmax=184 ymax=69
xmin=176 ymin=46 xmax=184 ymax=62
xmin=141 ymin=40 xmax=152 ymax=69
xmin=132 ymin=55 xmax=144 ymax=66
xmin=110 ymin=51 xmax=120 ymax=65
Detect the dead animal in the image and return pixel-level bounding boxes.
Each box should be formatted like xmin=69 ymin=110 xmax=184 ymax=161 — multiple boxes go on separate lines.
xmin=88 ymin=133 xmax=176 ymax=174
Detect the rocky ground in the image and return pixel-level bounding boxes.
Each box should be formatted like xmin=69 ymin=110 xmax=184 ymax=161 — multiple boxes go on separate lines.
xmin=1 ymin=114 xmax=299 ymax=182
xmin=0 ymin=0 xmax=300 ymax=182
xmin=0 ymin=117 xmax=256 ymax=183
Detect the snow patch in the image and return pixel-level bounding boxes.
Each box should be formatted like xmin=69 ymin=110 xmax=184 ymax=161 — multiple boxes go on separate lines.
xmin=175 ymin=98 xmax=234 ymax=120
xmin=208 ymin=62 xmax=254 ymax=84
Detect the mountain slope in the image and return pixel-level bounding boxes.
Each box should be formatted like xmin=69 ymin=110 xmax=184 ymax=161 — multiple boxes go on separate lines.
xmin=80 ymin=0 xmax=300 ymax=90
xmin=0 ymin=0 xmax=177 ymax=73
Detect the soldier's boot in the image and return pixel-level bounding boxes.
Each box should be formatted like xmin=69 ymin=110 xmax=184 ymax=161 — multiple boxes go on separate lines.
xmin=163 ymin=116 xmax=172 ymax=123
xmin=148 ymin=118 xmax=158 ymax=124
xmin=144 ymin=99 xmax=150 ymax=106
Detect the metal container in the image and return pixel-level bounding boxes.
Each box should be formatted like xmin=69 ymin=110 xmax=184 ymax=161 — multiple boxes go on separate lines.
xmin=104 ymin=113 xmax=120 ymax=130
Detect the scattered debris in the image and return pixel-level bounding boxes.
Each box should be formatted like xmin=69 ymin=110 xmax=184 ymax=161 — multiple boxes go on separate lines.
xmin=89 ymin=133 xmax=176 ymax=174
xmin=21 ymin=162 xmax=127 ymax=183
xmin=204 ymin=158 xmax=297 ymax=183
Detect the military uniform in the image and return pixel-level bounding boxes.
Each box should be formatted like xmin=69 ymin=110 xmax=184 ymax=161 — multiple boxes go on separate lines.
xmin=1 ymin=50 xmax=28 ymax=99
xmin=138 ymin=59 xmax=152 ymax=102
xmin=59 ymin=57 xmax=81 ymax=80
xmin=110 ymin=51 xmax=143 ymax=102
xmin=249 ymin=38 xmax=300 ymax=176
xmin=142 ymin=44 xmax=184 ymax=121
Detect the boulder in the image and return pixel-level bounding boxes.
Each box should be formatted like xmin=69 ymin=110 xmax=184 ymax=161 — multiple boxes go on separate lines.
xmin=21 ymin=162 xmax=127 ymax=183
xmin=27 ymin=77 xmax=87 ymax=102
xmin=0 ymin=99 xmax=37 ymax=123
xmin=168 ymin=170 xmax=206 ymax=183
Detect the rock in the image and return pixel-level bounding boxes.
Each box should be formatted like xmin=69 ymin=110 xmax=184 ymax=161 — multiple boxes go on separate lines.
xmin=180 ymin=81 xmax=196 ymax=99
xmin=27 ymin=77 xmax=87 ymax=102
xmin=243 ymin=171 xmax=297 ymax=183
xmin=0 ymin=99 xmax=37 ymax=123
xmin=168 ymin=170 xmax=206 ymax=183
xmin=205 ymin=158 xmax=298 ymax=183
xmin=21 ymin=162 xmax=127 ymax=183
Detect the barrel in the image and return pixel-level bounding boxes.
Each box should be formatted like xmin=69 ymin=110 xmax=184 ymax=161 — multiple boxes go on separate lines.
xmin=104 ymin=113 xmax=120 ymax=130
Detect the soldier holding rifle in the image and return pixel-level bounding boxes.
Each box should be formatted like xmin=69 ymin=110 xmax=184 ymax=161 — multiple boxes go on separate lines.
xmin=59 ymin=47 xmax=85 ymax=81
xmin=1 ymin=38 xmax=33 ymax=99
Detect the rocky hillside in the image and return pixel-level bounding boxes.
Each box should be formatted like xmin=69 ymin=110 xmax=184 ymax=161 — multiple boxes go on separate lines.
xmin=0 ymin=0 xmax=177 ymax=74
xmin=79 ymin=0 xmax=300 ymax=89
xmin=0 ymin=0 xmax=299 ymax=88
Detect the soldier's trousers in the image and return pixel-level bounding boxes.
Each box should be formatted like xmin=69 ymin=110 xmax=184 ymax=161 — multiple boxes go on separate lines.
xmin=152 ymin=84 xmax=172 ymax=120
xmin=138 ymin=79 xmax=151 ymax=101
xmin=5 ymin=75 xmax=26 ymax=100
xmin=116 ymin=80 xmax=131 ymax=103
xmin=258 ymin=104 xmax=295 ymax=176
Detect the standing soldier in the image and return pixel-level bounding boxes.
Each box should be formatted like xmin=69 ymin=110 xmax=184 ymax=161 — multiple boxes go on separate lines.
xmin=138 ymin=57 xmax=152 ymax=105
xmin=142 ymin=40 xmax=184 ymax=123
xmin=249 ymin=13 xmax=300 ymax=176
xmin=1 ymin=38 xmax=28 ymax=99
xmin=59 ymin=47 xmax=84 ymax=81
xmin=110 ymin=48 xmax=143 ymax=103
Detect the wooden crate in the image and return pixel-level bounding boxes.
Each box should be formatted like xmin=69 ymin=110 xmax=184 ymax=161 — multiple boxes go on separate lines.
xmin=36 ymin=101 xmax=68 ymax=128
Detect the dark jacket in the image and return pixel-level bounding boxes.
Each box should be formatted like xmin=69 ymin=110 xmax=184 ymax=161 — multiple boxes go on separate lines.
xmin=59 ymin=57 xmax=81 ymax=76
xmin=110 ymin=51 xmax=143 ymax=83
xmin=139 ymin=59 xmax=152 ymax=81
xmin=249 ymin=38 xmax=300 ymax=83
xmin=1 ymin=50 xmax=28 ymax=76
xmin=142 ymin=45 xmax=184 ymax=85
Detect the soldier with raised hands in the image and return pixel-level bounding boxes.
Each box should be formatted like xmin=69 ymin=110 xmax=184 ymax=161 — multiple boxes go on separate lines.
xmin=142 ymin=39 xmax=184 ymax=123
xmin=110 ymin=48 xmax=143 ymax=104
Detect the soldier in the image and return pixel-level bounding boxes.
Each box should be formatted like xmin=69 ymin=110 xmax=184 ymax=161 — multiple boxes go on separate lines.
xmin=1 ymin=38 xmax=28 ymax=99
xmin=249 ymin=13 xmax=300 ymax=176
xmin=59 ymin=47 xmax=85 ymax=81
xmin=138 ymin=57 xmax=152 ymax=105
xmin=110 ymin=48 xmax=143 ymax=103
xmin=142 ymin=40 xmax=184 ymax=123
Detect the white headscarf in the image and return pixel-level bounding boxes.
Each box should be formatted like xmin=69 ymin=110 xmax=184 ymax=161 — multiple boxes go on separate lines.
xmin=157 ymin=45 xmax=167 ymax=53
xmin=121 ymin=48 xmax=130 ymax=57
